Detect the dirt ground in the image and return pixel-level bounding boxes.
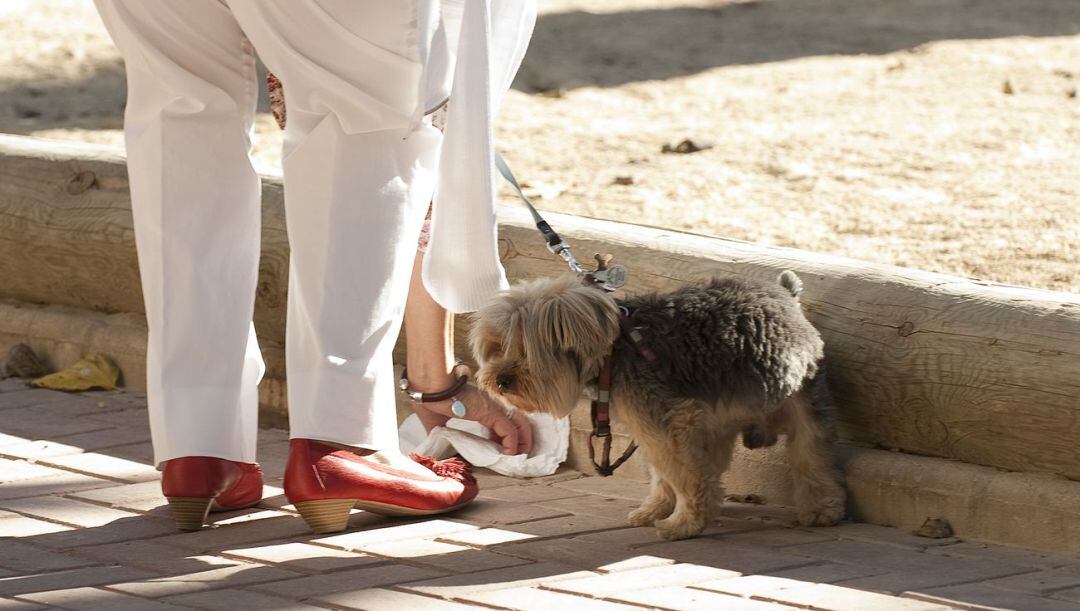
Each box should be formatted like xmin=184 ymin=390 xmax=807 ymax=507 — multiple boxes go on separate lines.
xmin=1 ymin=0 xmax=1077 ymax=293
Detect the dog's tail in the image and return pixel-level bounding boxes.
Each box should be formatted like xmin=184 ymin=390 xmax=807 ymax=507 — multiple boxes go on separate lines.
xmin=778 ymin=270 xmax=803 ymax=299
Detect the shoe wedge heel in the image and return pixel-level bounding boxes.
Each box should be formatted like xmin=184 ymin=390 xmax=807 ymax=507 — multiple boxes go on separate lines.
xmin=294 ymin=499 xmax=356 ymax=534
xmin=167 ymin=496 xmax=214 ymax=531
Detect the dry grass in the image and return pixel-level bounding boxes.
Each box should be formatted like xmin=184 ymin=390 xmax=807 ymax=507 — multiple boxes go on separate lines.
xmin=1 ymin=0 xmax=1077 ymax=293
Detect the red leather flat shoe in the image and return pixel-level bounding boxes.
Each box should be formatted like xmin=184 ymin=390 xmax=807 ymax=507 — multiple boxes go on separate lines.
xmin=284 ymin=438 xmax=478 ymax=534
xmin=161 ymin=457 xmax=264 ymax=531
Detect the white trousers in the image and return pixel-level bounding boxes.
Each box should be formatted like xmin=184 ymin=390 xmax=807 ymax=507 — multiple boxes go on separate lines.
xmin=95 ymin=0 xmax=449 ymax=466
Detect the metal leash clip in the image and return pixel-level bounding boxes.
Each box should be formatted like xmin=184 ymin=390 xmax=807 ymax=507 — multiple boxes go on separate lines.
xmin=582 ymin=253 xmax=628 ymax=292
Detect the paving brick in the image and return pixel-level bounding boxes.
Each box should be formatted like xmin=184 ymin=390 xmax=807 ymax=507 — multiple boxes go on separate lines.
xmin=27 ymin=514 xmax=179 ymax=549
xmin=828 ymin=522 xmax=960 ymax=550
xmin=0 ymin=496 xmax=138 ymax=528
xmin=163 ymin=588 xmax=326 ymax=610
xmin=436 ymin=527 xmax=536 ymax=547
xmin=452 ymin=499 xmax=573 ymax=526
xmin=493 ymin=537 xmax=671 ymax=572
xmin=0 ymin=440 xmax=83 ymax=461
xmin=18 ymin=586 xmax=185 ymax=610
xmin=835 ymin=560 xmax=1038 ymax=594
xmin=0 ymin=540 xmax=98 ymax=573
xmin=2 ymin=429 xmax=151 ymax=462
xmin=72 ymin=539 xmax=241 ymax=574
xmin=906 ymin=584 xmax=1080 ymax=611
xmin=102 ymin=442 xmax=155 ymax=464
xmin=0 ymin=433 xmax=30 ymax=448
xmin=0 ymin=469 xmax=115 ymax=501
xmin=461 ymin=587 xmax=640 ymax=611
xmin=552 ymin=477 xmax=649 ymax=502
xmin=251 ymin=563 xmax=445 ymax=600
xmin=509 ymin=514 xmax=625 ymax=539
xmin=784 ymin=539 xmax=964 ymax=573
xmin=152 ymin=512 xmax=312 ymax=553
xmin=402 ymin=562 xmax=595 ymax=598
xmin=41 ymin=453 xmax=158 ymax=484
xmin=926 ymin=542 xmax=1078 ymax=570
xmin=0 ymin=389 xmax=94 ymax=411
xmin=312 ymin=519 xmax=476 ymax=551
xmin=544 ymin=563 xmax=739 ymax=598
xmin=692 ymin=575 xmax=811 ymax=597
xmin=597 ymin=554 xmax=678 ymax=573
xmin=480 ymin=484 xmax=586 ymax=504
xmin=764 ymin=562 xmax=888 ymax=584
xmin=762 ymin=583 xmax=954 ymax=610
xmin=0 ymin=597 xmax=46 ymax=610
xmin=0 ymin=509 xmax=73 ymax=537
xmin=0 ymin=566 xmax=153 ymax=597
xmin=637 ymin=539 xmax=816 ymax=574
xmin=468 ymin=470 xmax=520 ymax=490
xmin=79 ymin=408 xmax=151 ymax=428
xmin=577 ymin=520 xmax=766 ymax=549
xmin=0 ymin=405 xmax=114 ymax=438
xmin=68 ymin=480 xmax=165 ymax=513
xmin=346 ymin=537 xmax=471 ymax=559
xmin=315 ymin=587 xmax=483 ymax=610
xmin=107 ymin=563 xmax=301 ymax=598
xmin=221 ymin=541 xmax=378 ymax=573
xmin=609 ymin=585 xmax=798 ymax=610
xmin=979 ymin=567 xmax=1080 ymax=595
xmin=0 ymin=460 xmax=61 ymax=484
xmin=1051 ymin=585 xmax=1080 ymax=604
xmin=717 ymin=525 xmax=837 ymax=548
xmin=535 ymin=494 xmax=641 ymax=520
xmin=720 ymin=502 xmax=802 ymax=525
xmin=0 ymin=378 xmax=31 ymax=393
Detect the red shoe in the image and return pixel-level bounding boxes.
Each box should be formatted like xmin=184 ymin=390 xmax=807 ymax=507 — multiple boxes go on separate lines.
xmin=284 ymin=438 xmax=478 ymax=534
xmin=161 ymin=457 xmax=264 ymax=531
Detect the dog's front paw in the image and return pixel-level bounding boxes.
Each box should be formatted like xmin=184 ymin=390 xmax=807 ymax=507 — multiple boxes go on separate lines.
xmin=628 ymin=505 xmax=671 ymax=527
xmin=654 ymin=514 xmax=707 ymax=540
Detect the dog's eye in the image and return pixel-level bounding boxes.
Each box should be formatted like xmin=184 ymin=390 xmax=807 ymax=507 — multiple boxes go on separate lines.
xmin=495 ymin=372 xmax=515 ymax=391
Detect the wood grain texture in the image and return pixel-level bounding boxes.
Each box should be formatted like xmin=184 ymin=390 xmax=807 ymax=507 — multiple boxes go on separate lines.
xmin=2 ymin=134 xmax=1078 ymax=480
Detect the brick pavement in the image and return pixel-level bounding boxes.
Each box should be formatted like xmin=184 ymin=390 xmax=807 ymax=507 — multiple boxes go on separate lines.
xmin=2 ymin=384 xmax=1080 ymax=610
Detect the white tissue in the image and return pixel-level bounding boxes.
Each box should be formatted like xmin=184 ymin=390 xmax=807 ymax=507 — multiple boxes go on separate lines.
xmin=398 ymin=412 xmax=569 ymax=478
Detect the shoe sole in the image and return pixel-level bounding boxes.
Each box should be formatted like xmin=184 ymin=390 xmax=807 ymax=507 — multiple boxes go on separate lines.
xmin=294 ymin=498 xmax=471 ymax=534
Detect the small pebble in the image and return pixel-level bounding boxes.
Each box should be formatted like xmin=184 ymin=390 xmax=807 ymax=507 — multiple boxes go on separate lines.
xmin=612 ymin=176 xmax=634 ymax=186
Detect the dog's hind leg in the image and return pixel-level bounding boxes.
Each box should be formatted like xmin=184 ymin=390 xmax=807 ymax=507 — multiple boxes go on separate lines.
xmin=627 ymin=462 xmax=676 ymax=527
xmin=777 ymin=390 xmax=846 ymax=527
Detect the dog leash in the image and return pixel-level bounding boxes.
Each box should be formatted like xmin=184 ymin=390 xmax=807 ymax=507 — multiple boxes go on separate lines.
xmin=496 ymin=153 xmax=641 ymax=476
xmin=495 ymin=153 xmax=627 ymax=291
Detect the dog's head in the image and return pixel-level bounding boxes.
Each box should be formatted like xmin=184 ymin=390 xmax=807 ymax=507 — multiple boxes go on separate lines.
xmin=470 ymin=275 xmax=621 ymax=417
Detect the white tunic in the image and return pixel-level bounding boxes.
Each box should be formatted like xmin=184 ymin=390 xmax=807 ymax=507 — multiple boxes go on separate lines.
xmin=422 ymin=0 xmax=538 ymax=313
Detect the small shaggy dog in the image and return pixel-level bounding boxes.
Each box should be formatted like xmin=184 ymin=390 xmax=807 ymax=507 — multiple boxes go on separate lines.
xmin=470 ymin=271 xmax=847 ymax=540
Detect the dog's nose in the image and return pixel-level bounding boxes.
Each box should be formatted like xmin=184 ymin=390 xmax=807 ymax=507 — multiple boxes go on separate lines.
xmin=495 ymin=372 xmax=514 ymax=391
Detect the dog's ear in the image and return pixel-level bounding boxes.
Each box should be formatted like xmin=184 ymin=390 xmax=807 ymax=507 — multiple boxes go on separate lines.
xmin=530 ymin=285 xmax=620 ymax=359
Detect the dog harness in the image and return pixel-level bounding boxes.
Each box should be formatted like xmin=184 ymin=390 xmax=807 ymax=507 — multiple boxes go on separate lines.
xmin=587 ymin=303 xmax=658 ymax=476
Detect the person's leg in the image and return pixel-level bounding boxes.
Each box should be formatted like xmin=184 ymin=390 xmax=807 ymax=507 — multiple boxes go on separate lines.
xmin=94 ymin=0 xmax=264 ymax=467
xmin=226 ymin=0 xmax=439 ymax=450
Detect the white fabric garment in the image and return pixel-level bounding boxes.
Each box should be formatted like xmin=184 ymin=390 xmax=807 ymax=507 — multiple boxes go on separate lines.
xmin=94 ymin=0 xmax=536 ymax=466
xmin=399 ymin=413 xmax=570 ymax=478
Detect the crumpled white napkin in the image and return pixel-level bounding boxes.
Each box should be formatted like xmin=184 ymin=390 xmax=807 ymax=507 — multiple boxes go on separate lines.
xmin=398 ymin=412 xmax=569 ymax=478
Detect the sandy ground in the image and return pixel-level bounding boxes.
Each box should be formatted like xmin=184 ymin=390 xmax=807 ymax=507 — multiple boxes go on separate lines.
xmin=1 ymin=0 xmax=1077 ymax=293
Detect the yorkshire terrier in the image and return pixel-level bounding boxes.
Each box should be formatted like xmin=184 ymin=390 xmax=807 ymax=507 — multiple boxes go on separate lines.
xmin=469 ymin=270 xmax=846 ymax=540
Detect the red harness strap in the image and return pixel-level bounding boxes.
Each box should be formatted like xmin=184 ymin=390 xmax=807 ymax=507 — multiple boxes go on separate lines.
xmin=588 ymin=311 xmax=653 ymax=476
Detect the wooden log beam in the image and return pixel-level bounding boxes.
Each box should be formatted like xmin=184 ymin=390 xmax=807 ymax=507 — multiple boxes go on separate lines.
xmin=2 ymin=134 xmax=1078 ymax=480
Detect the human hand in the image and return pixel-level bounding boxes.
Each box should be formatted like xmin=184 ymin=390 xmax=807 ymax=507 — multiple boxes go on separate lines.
xmin=413 ymin=382 xmax=534 ymax=456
